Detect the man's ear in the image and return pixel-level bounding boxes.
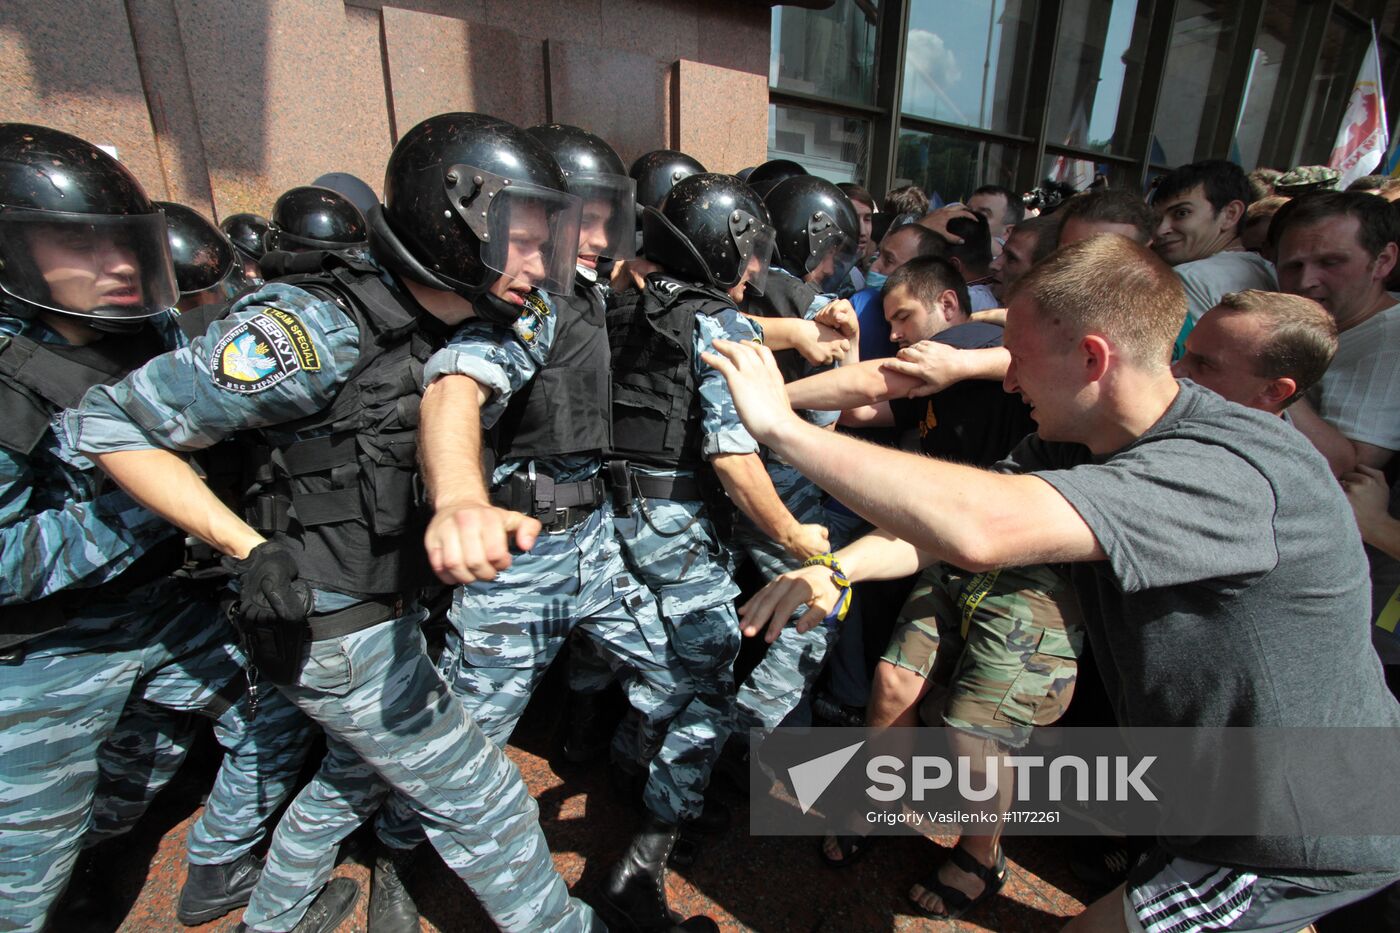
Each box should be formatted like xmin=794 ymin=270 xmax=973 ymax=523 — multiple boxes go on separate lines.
xmin=1262 ymin=376 xmax=1299 ymax=411
xmin=1081 ymin=333 xmax=1111 ymax=383
xmin=1219 ymin=199 xmax=1246 ymax=234
xmin=938 ymin=288 xmax=960 ymax=321
xmin=1373 ymin=241 xmax=1398 ymax=283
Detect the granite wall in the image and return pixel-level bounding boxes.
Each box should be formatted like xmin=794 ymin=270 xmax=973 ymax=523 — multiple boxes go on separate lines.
xmin=0 ymin=0 xmax=770 ymax=219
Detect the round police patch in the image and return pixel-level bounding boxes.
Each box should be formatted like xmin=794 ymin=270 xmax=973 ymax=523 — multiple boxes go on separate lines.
xmin=210 ymin=309 xmax=317 ymax=393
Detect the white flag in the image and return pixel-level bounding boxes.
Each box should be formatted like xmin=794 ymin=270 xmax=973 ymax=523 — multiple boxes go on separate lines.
xmin=1329 ymin=24 xmax=1389 ymax=189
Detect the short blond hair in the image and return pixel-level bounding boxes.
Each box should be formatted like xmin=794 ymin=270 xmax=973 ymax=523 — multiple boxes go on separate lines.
xmin=1009 ymin=233 xmax=1185 ymax=366
xmin=1211 ymin=290 xmax=1337 ymax=404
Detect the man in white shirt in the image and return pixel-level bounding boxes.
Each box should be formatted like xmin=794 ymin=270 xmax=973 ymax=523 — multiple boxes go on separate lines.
xmin=1152 ymin=160 xmax=1278 ymax=358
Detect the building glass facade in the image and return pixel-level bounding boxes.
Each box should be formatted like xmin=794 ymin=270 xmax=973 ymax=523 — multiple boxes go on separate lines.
xmin=770 ymin=0 xmax=1400 ymax=201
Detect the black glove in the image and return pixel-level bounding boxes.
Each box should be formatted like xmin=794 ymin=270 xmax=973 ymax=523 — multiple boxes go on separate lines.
xmin=223 ymin=542 xmax=314 ymax=624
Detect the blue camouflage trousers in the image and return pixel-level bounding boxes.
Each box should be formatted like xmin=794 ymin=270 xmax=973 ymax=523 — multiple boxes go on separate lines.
xmin=733 ymin=461 xmax=854 ymax=740
xmin=606 ymin=492 xmax=742 ymax=819
xmin=0 ymin=579 xmax=310 ymax=933
xmin=243 ymin=609 xmax=599 ymax=933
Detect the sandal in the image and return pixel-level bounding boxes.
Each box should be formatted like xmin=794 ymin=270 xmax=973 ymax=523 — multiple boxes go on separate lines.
xmin=909 ymin=845 xmax=1008 ymax=920
xmin=819 ymin=832 xmax=876 ymax=868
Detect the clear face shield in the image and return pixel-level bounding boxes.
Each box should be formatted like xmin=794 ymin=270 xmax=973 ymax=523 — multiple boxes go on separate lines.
xmin=0 ymin=208 xmax=177 ymax=322
xmin=569 ymin=173 xmax=637 ymax=266
xmin=444 ymin=164 xmax=583 ymax=296
xmin=730 ymin=209 xmax=776 ymax=297
xmin=805 ymin=210 xmax=859 ymax=293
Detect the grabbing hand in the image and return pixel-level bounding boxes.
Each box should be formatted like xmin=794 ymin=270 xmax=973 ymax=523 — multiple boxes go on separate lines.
xmin=1342 ymin=464 xmax=1392 ymax=540
xmin=781 ymin=522 xmax=831 ymax=561
xmin=812 ymin=299 xmax=859 ymax=341
xmin=425 ymin=502 xmax=542 ymax=585
xmin=791 ymin=319 xmax=851 ymax=366
xmin=879 ymin=339 xmax=967 ymax=397
xmin=920 ymin=204 xmax=979 ymax=244
xmin=701 ymin=339 xmax=804 ymax=446
xmin=223 ymin=541 xmax=314 ymax=624
xmin=739 ymin=564 xmax=842 ymax=643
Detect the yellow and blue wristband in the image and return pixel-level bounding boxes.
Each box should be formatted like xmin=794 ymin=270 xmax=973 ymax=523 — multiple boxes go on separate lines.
xmin=802 ymin=552 xmax=852 ymax=625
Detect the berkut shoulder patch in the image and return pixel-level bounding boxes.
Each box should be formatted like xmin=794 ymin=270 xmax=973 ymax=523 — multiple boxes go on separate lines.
xmin=514 ymin=291 xmax=551 ymax=345
xmin=210 ymin=309 xmax=318 ymax=393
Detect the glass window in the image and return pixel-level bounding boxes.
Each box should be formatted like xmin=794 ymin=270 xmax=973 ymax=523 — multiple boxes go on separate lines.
xmin=1045 ymin=0 xmax=1153 ymax=157
xmin=1229 ymin=0 xmax=1295 ymax=171
xmin=1150 ymin=1 xmax=1242 ymax=168
xmin=1380 ymin=40 xmax=1400 ymax=151
xmin=1038 ymin=151 xmax=1118 ymax=191
xmin=895 ymin=128 xmax=1019 ymax=202
xmin=901 ymin=0 xmax=1037 ymax=135
xmin=769 ymin=104 xmax=871 ymax=184
xmin=1297 ymin=15 xmax=1372 ymax=166
xmin=770 ymin=2 xmax=879 ymax=106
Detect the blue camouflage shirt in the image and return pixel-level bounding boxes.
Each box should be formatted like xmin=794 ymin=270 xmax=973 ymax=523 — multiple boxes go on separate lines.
xmin=422 ymin=289 xmax=601 ymax=487
xmin=0 ymin=312 xmax=187 ymax=605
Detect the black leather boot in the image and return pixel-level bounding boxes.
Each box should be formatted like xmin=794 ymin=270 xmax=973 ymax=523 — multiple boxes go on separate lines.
xmin=177 ymin=851 xmax=262 ymax=925
xmin=234 ymin=877 xmax=358 ymax=933
xmin=597 ymin=813 xmax=718 ymax=933
xmin=367 ymin=845 xmax=421 ymax=933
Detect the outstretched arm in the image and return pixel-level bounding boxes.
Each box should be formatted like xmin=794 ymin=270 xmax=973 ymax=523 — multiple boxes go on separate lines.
xmin=702 ymin=338 xmax=1104 ymax=571
xmin=711 ymin=451 xmax=828 ymax=560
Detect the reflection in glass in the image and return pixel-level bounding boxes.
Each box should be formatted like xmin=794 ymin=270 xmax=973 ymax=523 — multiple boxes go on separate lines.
xmin=901 ymin=0 xmax=1036 ymax=134
xmin=1299 ymin=16 xmax=1372 ymax=166
xmin=1046 ymin=0 xmax=1151 ymax=156
xmin=769 ymin=105 xmax=871 ymax=184
xmin=896 ymin=128 xmax=1019 ymax=202
xmin=770 ymin=2 xmax=879 ymax=106
xmin=1040 ymin=152 xmax=1102 ymax=192
xmin=1151 ymin=1 xmax=1241 ymax=168
xmin=1230 ymin=2 xmax=1294 ymax=171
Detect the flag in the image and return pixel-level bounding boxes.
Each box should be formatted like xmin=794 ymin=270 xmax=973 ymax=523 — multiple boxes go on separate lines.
xmin=1328 ymin=23 xmax=1388 ymax=188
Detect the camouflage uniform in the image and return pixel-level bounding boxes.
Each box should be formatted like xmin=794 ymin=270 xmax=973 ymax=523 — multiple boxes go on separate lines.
xmin=69 ymin=282 xmax=600 ymax=932
xmin=0 ymin=312 xmax=312 ymax=933
xmin=732 ymin=279 xmax=853 ymax=740
xmin=882 ymin=562 xmax=1085 ymax=748
xmin=600 ymin=306 xmax=764 ymax=817
xmin=373 ymin=288 xmax=721 ymax=831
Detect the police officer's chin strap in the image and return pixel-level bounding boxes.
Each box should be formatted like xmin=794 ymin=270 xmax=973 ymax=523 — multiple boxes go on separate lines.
xmin=575 ymin=262 xmax=598 ymax=286
xmin=367 ymin=205 xmax=522 ymax=327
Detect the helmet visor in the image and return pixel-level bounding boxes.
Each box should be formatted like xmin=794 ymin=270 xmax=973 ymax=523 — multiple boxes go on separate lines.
xmin=480 ymin=185 xmax=583 ymax=297
xmin=807 ymin=229 xmax=859 ymax=293
xmin=0 ymin=208 xmax=177 ymax=321
xmin=569 ymin=173 xmax=637 ymax=261
xmin=738 ymin=224 xmax=776 ymax=297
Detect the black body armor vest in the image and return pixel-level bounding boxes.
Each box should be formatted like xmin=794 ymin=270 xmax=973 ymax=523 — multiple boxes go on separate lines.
xmin=0 ymin=322 xmax=176 ymax=649
xmin=607 ymin=274 xmax=733 ymax=470
xmin=0 ymin=325 xmax=167 ymax=456
xmin=742 ymin=267 xmax=820 ymax=384
xmin=240 ymin=258 xmax=438 ymax=598
xmin=491 ymin=285 xmax=612 ymax=464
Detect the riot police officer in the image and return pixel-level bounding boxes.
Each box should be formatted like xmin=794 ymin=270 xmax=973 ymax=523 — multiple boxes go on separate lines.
xmin=0 ymin=124 xmax=311 ymax=932
xmin=69 ymin=112 xmax=604 ymax=933
xmin=260 ymin=184 xmax=369 ymax=279
xmin=629 ymin=148 xmax=706 ymax=210
xmin=221 ymin=211 xmax=270 ymax=284
xmin=158 ymin=200 xmax=255 ymax=310
xmin=599 ymin=172 xmax=830 ymax=916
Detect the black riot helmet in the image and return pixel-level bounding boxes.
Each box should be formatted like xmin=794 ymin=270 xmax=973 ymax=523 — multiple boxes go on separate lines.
xmin=764 ymin=176 xmax=860 ymax=293
xmin=745 ymin=159 xmax=808 ymax=201
xmin=642 ymin=173 xmax=776 ymax=296
xmin=526 ymin=124 xmax=636 ymax=263
xmin=0 ymin=123 xmax=177 ymax=329
xmin=156 ymin=201 xmax=247 ymax=305
xmin=369 ymin=112 xmax=583 ymax=325
xmin=311 ymin=172 xmax=380 ymax=216
xmin=266 ymin=186 xmax=368 ymax=253
xmin=629 ymin=149 xmax=706 ymax=210
xmin=221 ymin=212 xmax=270 ymax=262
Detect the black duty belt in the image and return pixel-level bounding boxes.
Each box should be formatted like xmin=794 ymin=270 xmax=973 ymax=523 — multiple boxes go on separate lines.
xmin=605 ymin=460 xmax=703 ymax=501
xmin=306 ymin=596 xmax=407 ymax=642
xmin=492 ymin=467 xmax=605 ymax=533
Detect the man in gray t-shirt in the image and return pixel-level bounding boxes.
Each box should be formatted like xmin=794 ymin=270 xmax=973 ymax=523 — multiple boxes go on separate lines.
xmin=706 ymin=233 xmax=1400 ymax=932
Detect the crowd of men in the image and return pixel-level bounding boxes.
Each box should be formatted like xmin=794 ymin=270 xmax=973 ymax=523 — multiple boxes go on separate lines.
xmin=0 ymin=110 xmax=1398 ymax=933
